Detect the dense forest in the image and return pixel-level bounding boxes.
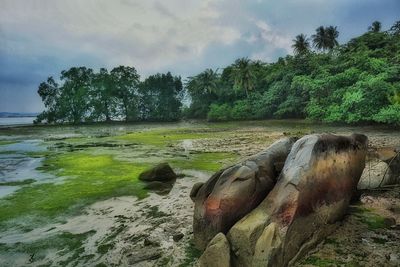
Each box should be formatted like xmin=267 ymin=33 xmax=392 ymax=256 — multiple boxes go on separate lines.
xmin=36 ymin=20 xmax=400 ymax=125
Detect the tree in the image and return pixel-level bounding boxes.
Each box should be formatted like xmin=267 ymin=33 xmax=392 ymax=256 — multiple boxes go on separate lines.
xmin=312 ymin=26 xmax=327 ymax=51
xmin=110 ymin=66 xmax=140 ymax=122
xmin=59 ymin=67 xmax=94 ymax=124
xmin=369 ymin=21 xmax=382 ymax=32
xmin=389 ymin=20 xmax=400 ymax=35
xmin=230 ymin=58 xmax=256 ymax=97
xmin=35 ymin=77 xmax=59 ymax=123
xmin=312 ymin=26 xmax=339 ymax=51
xmin=292 ymin=34 xmax=310 ymax=55
xmin=139 ymin=72 xmax=183 ymax=121
xmin=325 ymin=26 xmax=339 ymax=49
xmin=90 ymin=68 xmax=116 ymax=122
xmin=185 ymin=69 xmax=220 ymax=118
xmin=195 ymin=69 xmax=220 ymax=94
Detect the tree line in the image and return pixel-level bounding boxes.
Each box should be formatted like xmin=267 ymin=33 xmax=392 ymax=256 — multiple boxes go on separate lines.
xmin=37 ymin=19 xmax=400 ymax=125
xmin=185 ymin=20 xmax=400 ymax=125
xmin=35 ymin=67 xmax=183 ymax=123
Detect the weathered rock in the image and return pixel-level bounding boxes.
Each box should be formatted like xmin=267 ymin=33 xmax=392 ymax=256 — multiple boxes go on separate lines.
xmin=198 ymin=233 xmax=231 ymax=267
xmin=139 ymin=163 xmax=177 ymax=182
xmin=190 ymin=182 xmax=204 ymax=201
xmin=227 ymin=134 xmax=367 ymax=267
xmin=191 ymin=138 xmax=297 ymax=249
xmin=359 ymin=146 xmax=400 ymax=189
xmin=358 ymin=160 xmax=393 ymax=189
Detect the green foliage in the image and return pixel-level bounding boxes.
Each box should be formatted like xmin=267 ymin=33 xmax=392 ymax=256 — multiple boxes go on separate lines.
xmin=373 ymin=104 xmax=400 ymax=126
xmin=36 ymin=19 xmax=400 ymax=127
xmin=36 ymin=67 xmax=181 ymax=124
xmin=207 ymin=103 xmax=232 ymax=121
xmin=139 ymin=72 xmax=183 ymax=121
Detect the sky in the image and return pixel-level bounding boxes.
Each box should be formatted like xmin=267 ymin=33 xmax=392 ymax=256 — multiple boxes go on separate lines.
xmin=0 ymin=0 xmax=399 ymax=113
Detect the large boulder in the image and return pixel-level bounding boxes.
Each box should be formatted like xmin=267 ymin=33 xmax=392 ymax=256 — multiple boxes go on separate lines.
xmin=191 ymin=137 xmax=296 ymax=250
xmin=227 ymin=134 xmax=368 ymax=267
xmin=139 ymin=163 xmax=177 ymax=182
xmin=198 ymin=233 xmax=231 ymax=267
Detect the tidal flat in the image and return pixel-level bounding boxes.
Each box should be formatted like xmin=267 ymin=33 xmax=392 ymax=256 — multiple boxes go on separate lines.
xmin=0 ymin=120 xmax=399 ymax=266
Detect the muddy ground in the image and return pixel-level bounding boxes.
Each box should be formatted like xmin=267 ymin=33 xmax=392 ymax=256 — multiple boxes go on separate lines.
xmin=0 ymin=120 xmax=399 ymax=267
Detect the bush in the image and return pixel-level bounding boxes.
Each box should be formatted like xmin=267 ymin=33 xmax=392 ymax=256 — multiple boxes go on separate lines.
xmin=373 ymin=105 xmax=400 ymax=125
xmin=207 ymin=104 xmax=232 ymax=121
xmin=231 ymin=100 xmax=252 ymax=120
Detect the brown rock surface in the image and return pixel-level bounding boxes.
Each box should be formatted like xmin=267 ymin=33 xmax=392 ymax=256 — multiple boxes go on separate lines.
xmin=227 ymin=134 xmax=368 ymax=267
xmin=191 ymin=137 xmax=297 ymax=250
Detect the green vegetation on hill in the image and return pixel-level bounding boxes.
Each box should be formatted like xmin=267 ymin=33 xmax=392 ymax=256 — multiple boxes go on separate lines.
xmin=36 ymin=20 xmax=400 ymax=126
xmin=186 ymin=20 xmax=400 ymax=125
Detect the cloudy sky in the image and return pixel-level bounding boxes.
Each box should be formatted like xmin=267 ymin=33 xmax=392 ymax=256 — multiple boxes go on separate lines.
xmin=0 ymin=0 xmax=399 ymax=112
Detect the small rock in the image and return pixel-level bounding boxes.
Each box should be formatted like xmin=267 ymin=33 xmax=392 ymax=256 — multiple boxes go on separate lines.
xmin=173 ymin=232 xmax=184 ymax=242
xmin=139 ymin=163 xmax=177 ymax=182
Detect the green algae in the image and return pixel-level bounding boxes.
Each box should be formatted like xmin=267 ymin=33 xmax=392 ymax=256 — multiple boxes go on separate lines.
xmin=171 ymin=152 xmax=237 ymax=172
xmin=0 ymin=152 xmax=149 ymax=226
xmin=117 ymin=129 xmax=212 ymax=147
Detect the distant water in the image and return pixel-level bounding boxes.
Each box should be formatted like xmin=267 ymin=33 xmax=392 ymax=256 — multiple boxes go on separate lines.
xmin=0 ymin=117 xmax=35 ymax=126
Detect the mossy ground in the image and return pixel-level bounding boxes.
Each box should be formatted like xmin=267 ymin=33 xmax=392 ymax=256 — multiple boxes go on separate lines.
xmin=171 ymin=152 xmax=236 ymax=172
xmin=116 ymin=128 xmax=213 ymax=147
xmin=0 ymin=125 xmax=239 ymax=266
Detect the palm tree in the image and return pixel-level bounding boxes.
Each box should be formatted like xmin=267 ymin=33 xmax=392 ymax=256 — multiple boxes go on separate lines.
xmin=325 ymin=26 xmax=339 ymax=49
xmin=187 ymin=69 xmax=219 ymax=95
xmin=312 ymin=26 xmax=339 ymax=51
xmin=196 ymin=69 xmax=219 ymax=94
xmin=292 ymin=34 xmax=310 ymax=55
xmin=369 ymin=21 xmax=382 ymax=32
xmin=312 ymin=26 xmax=327 ymax=51
xmin=230 ymin=58 xmax=256 ymax=97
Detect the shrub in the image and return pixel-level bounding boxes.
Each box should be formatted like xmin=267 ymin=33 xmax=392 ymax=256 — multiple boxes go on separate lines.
xmin=373 ymin=104 xmax=400 ymax=126
xmin=207 ymin=104 xmax=232 ymax=121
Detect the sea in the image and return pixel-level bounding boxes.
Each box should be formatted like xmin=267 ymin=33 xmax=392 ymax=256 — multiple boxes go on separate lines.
xmin=0 ymin=117 xmax=35 ymax=126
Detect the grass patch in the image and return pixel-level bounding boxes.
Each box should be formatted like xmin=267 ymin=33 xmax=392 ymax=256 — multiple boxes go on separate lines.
xmin=0 ymin=179 xmax=36 ymax=186
xmin=117 ymin=129 xmax=211 ymax=147
xmin=0 ymin=152 xmax=149 ymax=226
xmin=171 ymin=152 xmax=237 ymax=172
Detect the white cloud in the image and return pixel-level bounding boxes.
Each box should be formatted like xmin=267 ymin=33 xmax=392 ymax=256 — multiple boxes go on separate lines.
xmin=246 ymin=19 xmax=292 ymax=61
xmin=0 ymin=0 xmax=242 ymax=75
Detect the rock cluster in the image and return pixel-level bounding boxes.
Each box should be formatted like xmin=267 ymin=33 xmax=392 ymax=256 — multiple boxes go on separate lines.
xmin=192 ymin=134 xmax=368 ymax=267
xmin=190 ymin=137 xmax=297 ymax=249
